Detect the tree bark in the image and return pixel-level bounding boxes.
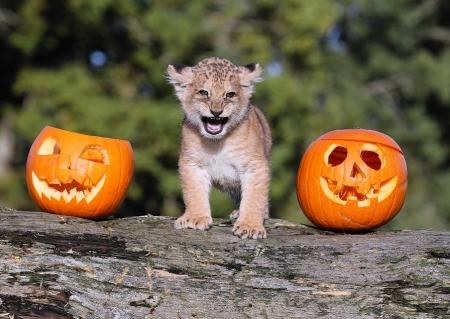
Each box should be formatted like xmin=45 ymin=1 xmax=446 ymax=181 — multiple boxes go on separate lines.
xmin=0 ymin=207 xmax=449 ymax=319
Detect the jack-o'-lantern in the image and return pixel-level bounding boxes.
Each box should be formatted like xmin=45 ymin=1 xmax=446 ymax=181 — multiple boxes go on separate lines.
xmin=26 ymin=126 xmax=134 ymax=219
xmin=297 ymin=129 xmax=407 ymax=232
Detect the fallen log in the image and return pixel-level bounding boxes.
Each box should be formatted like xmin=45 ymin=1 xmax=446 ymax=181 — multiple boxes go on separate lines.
xmin=0 ymin=207 xmax=449 ymax=318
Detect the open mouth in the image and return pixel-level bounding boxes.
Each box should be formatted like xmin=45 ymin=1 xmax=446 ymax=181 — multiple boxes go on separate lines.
xmin=32 ymin=171 xmax=106 ymax=203
xmin=319 ymin=175 xmax=398 ymax=207
xmin=202 ymin=117 xmax=228 ymax=135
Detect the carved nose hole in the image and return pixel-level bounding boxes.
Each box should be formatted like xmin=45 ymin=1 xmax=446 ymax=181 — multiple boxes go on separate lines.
xmin=361 ymin=150 xmax=381 ymax=170
xmin=80 ymin=145 xmax=110 ymax=165
xmin=350 ymin=164 xmax=366 ymax=178
xmin=328 ymin=146 xmax=347 ymax=167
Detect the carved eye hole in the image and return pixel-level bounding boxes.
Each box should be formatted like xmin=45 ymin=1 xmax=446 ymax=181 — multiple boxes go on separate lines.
xmin=198 ymin=90 xmax=209 ymax=97
xmin=361 ymin=151 xmax=382 ymax=170
xmin=326 ymin=145 xmax=347 ymax=167
xmin=226 ymin=92 xmax=236 ymax=98
xmin=37 ymin=137 xmax=60 ymax=155
xmin=360 ymin=143 xmax=384 ymax=170
xmin=80 ymin=145 xmax=110 ymax=165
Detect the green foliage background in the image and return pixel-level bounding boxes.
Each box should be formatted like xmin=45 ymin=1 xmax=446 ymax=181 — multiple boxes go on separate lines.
xmin=1 ymin=0 xmax=450 ymax=229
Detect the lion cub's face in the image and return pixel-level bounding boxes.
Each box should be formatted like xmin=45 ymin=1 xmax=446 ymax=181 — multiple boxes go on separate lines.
xmin=167 ymin=57 xmax=263 ymax=139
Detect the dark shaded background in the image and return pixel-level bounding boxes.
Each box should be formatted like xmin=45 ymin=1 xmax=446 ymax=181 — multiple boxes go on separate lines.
xmin=1 ymin=0 xmax=450 ymax=230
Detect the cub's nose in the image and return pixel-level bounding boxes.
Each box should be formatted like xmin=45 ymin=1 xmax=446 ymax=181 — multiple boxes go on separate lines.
xmin=210 ymin=109 xmax=223 ymax=117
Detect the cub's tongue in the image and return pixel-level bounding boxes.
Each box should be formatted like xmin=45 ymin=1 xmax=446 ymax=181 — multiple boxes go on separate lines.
xmin=203 ymin=117 xmax=227 ymax=135
xmin=206 ymin=118 xmax=223 ymax=134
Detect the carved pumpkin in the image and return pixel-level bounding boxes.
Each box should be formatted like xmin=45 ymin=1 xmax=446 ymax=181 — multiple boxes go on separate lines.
xmin=297 ymin=129 xmax=407 ymax=232
xmin=26 ymin=126 xmax=134 ymax=219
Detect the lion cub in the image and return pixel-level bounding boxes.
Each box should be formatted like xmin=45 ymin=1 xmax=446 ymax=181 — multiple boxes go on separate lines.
xmin=166 ymin=57 xmax=271 ymax=239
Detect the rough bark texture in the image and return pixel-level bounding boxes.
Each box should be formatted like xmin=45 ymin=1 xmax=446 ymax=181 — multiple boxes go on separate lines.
xmin=0 ymin=207 xmax=449 ymax=319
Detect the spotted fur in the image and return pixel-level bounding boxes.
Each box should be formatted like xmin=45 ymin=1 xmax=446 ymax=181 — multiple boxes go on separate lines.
xmin=167 ymin=57 xmax=271 ymax=239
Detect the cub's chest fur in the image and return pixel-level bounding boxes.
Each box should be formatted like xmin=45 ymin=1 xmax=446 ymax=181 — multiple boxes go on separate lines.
xmin=199 ymin=143 xmax=243 ymax=190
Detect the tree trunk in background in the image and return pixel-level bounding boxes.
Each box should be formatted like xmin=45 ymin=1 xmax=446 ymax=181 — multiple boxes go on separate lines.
xmin=0 ymin=116 xmax=14 ymax=177
xmin=0 ymin=207 xmax=449 ymax=319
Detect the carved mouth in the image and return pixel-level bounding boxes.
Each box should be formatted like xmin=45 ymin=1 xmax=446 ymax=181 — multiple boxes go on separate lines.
xmin=32 ymin=171 xmax=106 ymax=203
xmin=319 ymin=176 xmax=398 ymax=207
xmin=202 ymin=117 xmax=228 ymax=135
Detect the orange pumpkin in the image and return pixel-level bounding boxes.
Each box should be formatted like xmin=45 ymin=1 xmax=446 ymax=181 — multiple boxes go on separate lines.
xmin=26 ymin=126 xmax=134 ymax=219
xmin=296 ymin=129 xmax=407 ymax=232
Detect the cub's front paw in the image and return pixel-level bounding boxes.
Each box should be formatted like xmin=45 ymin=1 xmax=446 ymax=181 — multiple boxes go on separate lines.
xmin=174 ymin=213 xmax=212 ymax=231
xmin=232 ymin=219 xmax=267 ymax=239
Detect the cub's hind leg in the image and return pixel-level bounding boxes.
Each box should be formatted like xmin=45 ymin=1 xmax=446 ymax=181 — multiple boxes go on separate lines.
xmin=229 ymin=192 xmax=241 ymax=219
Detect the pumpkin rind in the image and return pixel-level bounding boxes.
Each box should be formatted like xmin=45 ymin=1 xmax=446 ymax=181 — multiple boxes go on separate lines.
xmin=26 ymin=126 xmax=134 ymax=219
xmin=296 ymin=129 xmax=407 ymax=232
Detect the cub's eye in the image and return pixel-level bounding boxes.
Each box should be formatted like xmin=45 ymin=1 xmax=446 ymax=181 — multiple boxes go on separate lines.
xmin=198 ymin=90 xmax=209 ymax=97
xmin=226 ymin=92 xmax=236 ymax=98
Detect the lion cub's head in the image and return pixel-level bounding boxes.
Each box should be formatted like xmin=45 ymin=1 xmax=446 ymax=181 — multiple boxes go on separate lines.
xmin=167 ymin=57 xmax=263 ymax=139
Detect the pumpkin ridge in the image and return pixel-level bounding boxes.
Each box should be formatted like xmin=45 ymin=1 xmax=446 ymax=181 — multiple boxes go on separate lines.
xmin=101 ymin=140 xmax=122 ymax=219
xmin=297 ymin=143 xmax=311 ymax=225
xmin=307 ymin=142 xmax=325 ymax=228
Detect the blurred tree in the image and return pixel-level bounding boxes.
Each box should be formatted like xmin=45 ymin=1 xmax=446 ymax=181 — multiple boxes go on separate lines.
xmin=1 ymin=0 xmax=450 ymax=230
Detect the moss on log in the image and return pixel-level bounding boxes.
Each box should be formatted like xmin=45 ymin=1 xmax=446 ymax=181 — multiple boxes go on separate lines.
xmin=0 ymin=207 xmax=449 ymax=318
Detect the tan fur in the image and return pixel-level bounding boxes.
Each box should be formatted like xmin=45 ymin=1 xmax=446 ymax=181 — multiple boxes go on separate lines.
xmin=167 ymin=57 xmax=271 ymax=239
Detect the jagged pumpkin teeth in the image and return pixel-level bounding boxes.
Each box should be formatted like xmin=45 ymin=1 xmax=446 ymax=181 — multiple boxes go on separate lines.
xmin=76 ymin=191 xmax=85 ymax=203
xmin=69 ymin=189 xmax=78 ymax=202
xmin=35 ymin=174 xmax=106 ymax=204
xmin=43 ymin=188 xmax=53 ymax=200
xmin=71 ymin=170 xmax=87 ymax=184
xmin=82 ymin=178 xmax=93 ymax=188
xmin=53 ymin=189 xmax=62 ymax=201
xmin=26 ymin=126 xmax=134 ymax=219
xmin=61 ymin=189 xmax=69 ymax=202
xmin=297 ymin=129 xmax=408 ymax=232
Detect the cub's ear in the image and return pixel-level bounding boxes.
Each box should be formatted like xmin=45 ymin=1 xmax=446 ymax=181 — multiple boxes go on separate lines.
xmin=238 ymin=63 xmax=264 ymax=94
xmin=166 ymin=64 xmax=194 ymax=99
